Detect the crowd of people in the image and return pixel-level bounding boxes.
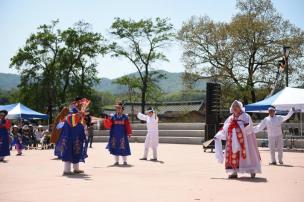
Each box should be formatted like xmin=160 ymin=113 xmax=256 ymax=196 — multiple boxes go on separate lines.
xmin=9 ymin=123 xmax=53 ymax=154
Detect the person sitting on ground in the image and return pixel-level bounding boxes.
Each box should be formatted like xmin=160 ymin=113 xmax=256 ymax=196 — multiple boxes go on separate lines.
xmin=35 ymin=125 xmax=44 ymax=148
xmin=22 ymin=125 xmax=31 ymax=150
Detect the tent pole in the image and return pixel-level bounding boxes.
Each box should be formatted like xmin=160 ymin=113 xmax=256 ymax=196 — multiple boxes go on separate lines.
xmin=301 ymin=111 xmax=303 ymax=137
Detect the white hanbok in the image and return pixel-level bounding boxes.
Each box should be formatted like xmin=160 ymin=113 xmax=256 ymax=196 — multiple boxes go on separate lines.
xmin=214 ymin=101 xmax=261 ymax=174
xmin=253 ymin=109 xmax=293 ymax=163
xmin=137 ymin=112 xmax=159 ymax=159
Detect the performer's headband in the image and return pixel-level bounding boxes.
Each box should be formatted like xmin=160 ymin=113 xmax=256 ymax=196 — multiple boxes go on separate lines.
xmin=268 ymin=107 xmax=276 ymax=111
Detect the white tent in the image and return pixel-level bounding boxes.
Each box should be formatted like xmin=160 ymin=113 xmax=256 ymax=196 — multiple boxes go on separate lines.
xmin=272 ymin=87 xmax=304 ymax=111
xmin=272 ymin=87 xmax=304 ymax=136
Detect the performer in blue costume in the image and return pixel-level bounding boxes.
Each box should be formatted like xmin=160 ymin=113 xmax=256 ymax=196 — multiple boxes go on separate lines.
xmin=104 ymin=102 xmax=132 ymax=166
xmin=11 ymin=125 xmax=23 ymax=156
xmin=55 ymin=97 xmax=90 ymax=175
xmin=0 ymin=110 xmax=11 ymax=162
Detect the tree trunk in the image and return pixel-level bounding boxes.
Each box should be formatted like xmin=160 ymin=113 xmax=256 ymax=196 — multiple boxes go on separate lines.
xmin=141 ymin=85 xmax=146 ymax=114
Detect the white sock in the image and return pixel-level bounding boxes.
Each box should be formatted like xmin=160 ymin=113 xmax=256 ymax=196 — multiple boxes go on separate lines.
xmin=73 ymin=163 xmax=79 ymax=171
xmin=64 ymin=162 xmax=71 ymax=173
xmin=114 ymin=155 xmax=119 ymax=163
xmin=122 ymin=156 xmax=127 ymax=163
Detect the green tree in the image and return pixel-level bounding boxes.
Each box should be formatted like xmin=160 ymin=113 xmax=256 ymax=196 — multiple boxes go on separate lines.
xmin=109 ymin=17 xmax=175 ymax=113
xmin=10 ymin=20 xmax=107 ymax=121
xmin=114 ymin=75 xmax=141 ymax=103
xmin=178 ymin=0 xmax=304 ymax=104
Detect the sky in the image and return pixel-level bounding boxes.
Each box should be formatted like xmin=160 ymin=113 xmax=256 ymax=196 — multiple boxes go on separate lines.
xmin=0 ymin=0 xmax=303 ymax=79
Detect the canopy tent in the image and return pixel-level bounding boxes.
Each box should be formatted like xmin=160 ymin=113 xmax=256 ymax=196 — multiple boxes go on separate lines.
xmin=245 ymin=87 xmax=304 ymax=136
xmin=0 ymin=103 xmax=48 ymax=120
xmin=245 ymin=87 xmax=304 ymax=112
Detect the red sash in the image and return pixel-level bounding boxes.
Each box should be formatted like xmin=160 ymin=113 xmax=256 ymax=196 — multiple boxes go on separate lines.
xmin=225 ymin=119 xmax=246 ymax=170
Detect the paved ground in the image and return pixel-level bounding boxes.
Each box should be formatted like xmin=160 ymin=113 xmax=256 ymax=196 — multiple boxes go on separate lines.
xmin=1 ymin=143 xmax=304 ymax=202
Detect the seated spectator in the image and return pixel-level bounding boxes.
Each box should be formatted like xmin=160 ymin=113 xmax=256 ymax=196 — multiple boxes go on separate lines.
xmin=35 ymin=125 xmax=44 ymax=148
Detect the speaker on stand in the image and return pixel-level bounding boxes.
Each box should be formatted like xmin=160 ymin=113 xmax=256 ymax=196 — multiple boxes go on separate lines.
xmin=203 ymin=82 xmax=221 ymax=152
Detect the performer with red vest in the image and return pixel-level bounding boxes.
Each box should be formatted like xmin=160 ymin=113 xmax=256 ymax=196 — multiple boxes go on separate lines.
xmin=55 ymin=97 xmax=90 ymax=175
xmin=0 ymin=110 xmax=11 ymax=162
xmin=104 ymin=102 xmax=132 ymax=166
xmin=214 ymin=100 xmax=261 ymax=179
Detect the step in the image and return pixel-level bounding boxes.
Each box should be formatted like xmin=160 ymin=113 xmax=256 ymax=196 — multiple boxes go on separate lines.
xmin=93 ymin=136 xmax=203 ymax=145
xmin=93 ymin=130 xmax=204 ymax=137
xmin=131 ymin=123 xmax=205 ymax=130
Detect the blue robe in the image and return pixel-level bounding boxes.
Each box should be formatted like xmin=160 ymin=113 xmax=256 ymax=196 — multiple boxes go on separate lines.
xmin=56 ymin=120 xmax=88 ymax=164
xmin=0 ymin=120 xmax=10 ymax=157
xmin=12 ymin=133 xmax=24 ymax=150
xmin=106 ymin=114 xmax=131 ymax=156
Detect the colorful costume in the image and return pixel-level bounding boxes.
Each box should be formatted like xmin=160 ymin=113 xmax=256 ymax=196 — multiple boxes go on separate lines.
xmin=104 ymin=113 xmax=132 ymax=163
xmin=56 ymin=106 xmax=88 ymax=174
xmin=11 ymin=127 xmax=23 ymax=155
xmin=0 ymin=116 xmax=11 ymax=161
xmin=137 ymin=110 xmax=159 ymax=160
xmin=214 ymin=101 xmax=261 ymax=176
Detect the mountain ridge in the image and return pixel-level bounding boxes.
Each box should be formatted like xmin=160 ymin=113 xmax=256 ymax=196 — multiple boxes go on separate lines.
xmin=0 ymin=70 xmax=206 ymax=93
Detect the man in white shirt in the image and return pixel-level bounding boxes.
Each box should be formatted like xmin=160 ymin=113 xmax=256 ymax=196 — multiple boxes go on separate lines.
xmin=254 ymin=106 xmax=295 ymax=165
xmin=137 ymin=107 xmax=159 ymax=161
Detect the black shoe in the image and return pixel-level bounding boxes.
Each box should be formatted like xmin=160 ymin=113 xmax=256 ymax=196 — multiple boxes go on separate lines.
xmin=279 ymin=161 xmax=283 ymax=165
xmin=251 ymin=173 xmax=256 ymax=179
xmin=150 ymin=158 xmax=158 ymax=161
xmin=269 ymin=162 xmax=277 ymax=165
xmin=139 ymin=157 xmax=147 ymax=160
xmin=123 ymin=162 xmax=128 ymax=166
xmin=228 ymin=173 xmax=238 ymax=179
xmin=113 ymin=162 xmax=119 ymax=166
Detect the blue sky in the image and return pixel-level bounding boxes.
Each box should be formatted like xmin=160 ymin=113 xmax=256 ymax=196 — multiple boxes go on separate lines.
xmin=0 ymin=0 xmax=303 ymax=79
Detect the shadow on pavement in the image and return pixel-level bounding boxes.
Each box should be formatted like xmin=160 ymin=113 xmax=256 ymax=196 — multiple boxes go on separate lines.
xmin=210 ymin=177 xmax=268 ymax=183
xmin=107 ymin=164 xmax=134 ymax=168
xmin=275 ymin=164 xmax=304 ymax=168
xmin=63 ymin=173 xmax=92 ymax=180
xmin=148 ymin=160 xmax=165 ymax=164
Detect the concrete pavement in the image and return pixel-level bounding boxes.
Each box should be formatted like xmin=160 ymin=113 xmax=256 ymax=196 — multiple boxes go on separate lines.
xmin=0 ymin=143 xmax=304 ymax=202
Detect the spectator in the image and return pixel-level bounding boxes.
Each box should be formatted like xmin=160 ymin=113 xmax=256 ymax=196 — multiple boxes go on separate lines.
xmin=28 ymin=124 xmax=37 ymax=148
xmin=35 ymin=125 xmax=44 ymax=148
xmin=22 ymin=125 xmax=31 ymax=150
xmin=11 ymin=125 xmax=23 ymax=155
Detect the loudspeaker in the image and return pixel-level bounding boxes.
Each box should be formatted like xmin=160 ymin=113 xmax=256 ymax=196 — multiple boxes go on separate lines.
xmin=205 ymin=82 xmax=221 ymax=141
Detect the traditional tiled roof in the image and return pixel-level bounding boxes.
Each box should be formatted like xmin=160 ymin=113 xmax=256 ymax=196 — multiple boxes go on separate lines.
xmin=103 ymin=101 xmax=204 ymax=115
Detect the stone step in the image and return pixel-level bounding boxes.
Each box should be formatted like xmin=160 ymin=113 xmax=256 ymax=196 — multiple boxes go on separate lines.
xmin=93 ymin=136 xmax=204 ymax=145
xmin=94 ymin=130 xmax=204 ymax=137
xmin=131 ymin=123 xmax=205 ymax=130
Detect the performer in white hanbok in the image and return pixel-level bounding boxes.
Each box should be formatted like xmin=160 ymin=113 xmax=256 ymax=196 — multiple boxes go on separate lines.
xmin=137 ymin=107 xmax=159 ymax=161
xmin=253 ymin=106 xmax=294 ymax=165
xmin=214 ymin=100 xmax=261 ymax=179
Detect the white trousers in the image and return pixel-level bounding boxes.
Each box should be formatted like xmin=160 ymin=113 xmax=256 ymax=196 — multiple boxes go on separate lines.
xmin=143 ymin=147 xmax=157 ymax=159
xmin=114 ymin=155 xmax=127 ymax=163
xmin=64 ymin=162 xmax=79 ymax=172
xmin=268 ymin=136 xmax=283 ymax=163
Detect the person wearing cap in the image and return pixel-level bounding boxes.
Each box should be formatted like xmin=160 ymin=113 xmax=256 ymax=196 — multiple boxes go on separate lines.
xmin=55 ymin=97 xmax=90 ymax=175
xmin=11 ymin=125 xmax=23 ymax=155
xmin=254 ymin=106 xmax=295 ymax=165
xmin=137 ymin=107 xmax=159 ymax=161
xmin=22 ymin=125 xmax=31 ymax=150
xmin=35 ymin=125 xmax=44 ymax=148
xmin=214 ymin=100 xmax=261 ymax=179
xmin=104 ymin=102 xmax=132 ymax=166
xmin=0 ymin=110 xmax=11 ymax=161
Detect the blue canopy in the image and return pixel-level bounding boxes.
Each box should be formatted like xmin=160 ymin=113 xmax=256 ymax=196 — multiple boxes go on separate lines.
xmin=0 ymin=103 xmax=48 ymax=120
xmin=245 ymin=89 xmax=284 ymax=112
